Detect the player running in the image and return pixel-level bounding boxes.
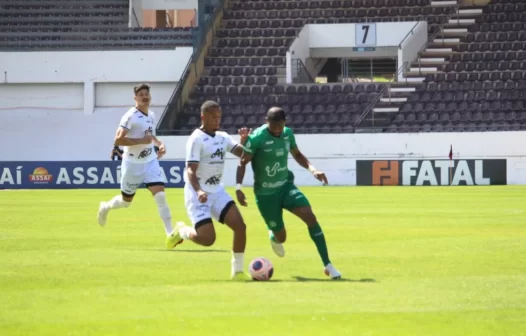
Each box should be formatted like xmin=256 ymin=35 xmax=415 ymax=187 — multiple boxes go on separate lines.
xmin=236 ymin=107 xmax=342 ymax=279
xmin=170 ymin=101 xmax=251 ymax=280
xmin=97 ymin=83 xmax=184 ymax=249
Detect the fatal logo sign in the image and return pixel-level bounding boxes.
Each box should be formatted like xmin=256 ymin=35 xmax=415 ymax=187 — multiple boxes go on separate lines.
xmin=29 ymin=167 xmax=53 ymax=183
xmin=372 ymin=161 xmax=399 ymax=186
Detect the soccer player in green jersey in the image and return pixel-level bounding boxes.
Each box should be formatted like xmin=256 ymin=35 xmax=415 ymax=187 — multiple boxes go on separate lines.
xmin=236 ymin=107 xmax=342 ymax=279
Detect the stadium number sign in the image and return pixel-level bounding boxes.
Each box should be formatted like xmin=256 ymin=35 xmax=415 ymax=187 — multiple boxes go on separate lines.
xmin=355 ymin=23 xmax=377 ymax=46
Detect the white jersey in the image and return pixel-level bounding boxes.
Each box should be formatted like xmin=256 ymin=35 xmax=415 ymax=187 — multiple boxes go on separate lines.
xmin=119 ymin=107 xmax=156 ymax=163
xmin=185 ymin=128 xmax=238 ymax=193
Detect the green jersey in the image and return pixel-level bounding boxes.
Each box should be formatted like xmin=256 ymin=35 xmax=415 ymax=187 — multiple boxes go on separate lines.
xmin=244 ymin=125 xmax=297 ymax=195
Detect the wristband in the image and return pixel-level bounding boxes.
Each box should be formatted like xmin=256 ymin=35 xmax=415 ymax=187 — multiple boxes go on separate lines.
xmin=236 ymin=183 xmax=242 ymax=191
xmin=308 ymin=165 xmax=316 ymax=174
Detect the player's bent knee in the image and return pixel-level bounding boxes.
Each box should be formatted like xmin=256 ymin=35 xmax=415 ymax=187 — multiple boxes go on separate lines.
xmin=195 ymin=221 xmax=216 ymax=246
xmin=293 ymin=206 xmax=317 ymax=226
xmin=201 ymin=233 xmax=216 ymax=246
xmin=233 ymin=221 xmax=246 ymax=233
xmin=146 ymin=183 xmax=165 ymax=195
xmin=121 ymin=191 xmax=135 ymax=203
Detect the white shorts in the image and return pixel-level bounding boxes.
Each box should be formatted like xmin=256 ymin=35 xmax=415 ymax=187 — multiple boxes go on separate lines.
xmin=184 ymin=184 xmax=235 ymax=228
xmin=120 ymin=159 xmax=165 ymax=195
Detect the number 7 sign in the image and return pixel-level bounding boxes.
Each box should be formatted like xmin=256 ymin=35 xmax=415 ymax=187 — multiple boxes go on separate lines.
xmin=355 ymin=23 xmax=377 ymax=46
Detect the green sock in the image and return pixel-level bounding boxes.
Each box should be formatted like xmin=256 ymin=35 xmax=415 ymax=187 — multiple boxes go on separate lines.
xmin=308 ymin=223 xmax=331 ymax=266
xmin=269 ymin=231 xmax=278 ymax=243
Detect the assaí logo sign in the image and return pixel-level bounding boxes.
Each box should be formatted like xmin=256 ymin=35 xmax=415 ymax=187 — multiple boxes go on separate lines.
xmin=0 ymin=161 xmax=185 ymax=189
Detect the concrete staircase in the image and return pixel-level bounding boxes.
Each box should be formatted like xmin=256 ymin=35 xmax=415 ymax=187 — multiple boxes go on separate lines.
xmin=365 ymin=0 xmax=485 ymax=129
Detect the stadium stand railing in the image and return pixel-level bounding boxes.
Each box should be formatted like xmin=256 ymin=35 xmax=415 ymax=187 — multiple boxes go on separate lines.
xmin=158 ymin=0 xmax=228 ymax=134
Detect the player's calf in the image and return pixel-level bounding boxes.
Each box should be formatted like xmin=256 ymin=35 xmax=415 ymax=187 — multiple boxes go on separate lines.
xmin=222 ymin=203 xmax=248 ymax=277
xmin=291 ymin=206 xmax=339 ymax=276
xmin=179 ymin=221 xmax=216 ymax=247
xmin=148 ymin=186 xmax=173 ymax=235
xmin=269 ymin=229 xmax=286 ymax=258
xmin=97 ymin=194 xmax=132 ymax=226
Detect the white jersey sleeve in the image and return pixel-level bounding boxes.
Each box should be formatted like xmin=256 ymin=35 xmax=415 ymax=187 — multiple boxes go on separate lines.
xmin=150 ymin=111 xmax=156 ymax=136
xmin=119 ymin=111 xmax=133 ymax=130
xmin=224 ymin=133 xmax=238 ymax=153
xmin=185 ymin=133 xmax=202 ymax=163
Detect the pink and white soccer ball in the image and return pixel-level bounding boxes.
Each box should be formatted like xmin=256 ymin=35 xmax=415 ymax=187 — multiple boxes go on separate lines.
xmin=248 ymin=257 xmax=274 ymax=281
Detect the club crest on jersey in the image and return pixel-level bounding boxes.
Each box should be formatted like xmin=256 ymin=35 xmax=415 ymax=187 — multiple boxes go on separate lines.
xmin=276 ymin=148 xmax=285 ymax=157
xmin=284 ymin=141 xmax=290 ymax=151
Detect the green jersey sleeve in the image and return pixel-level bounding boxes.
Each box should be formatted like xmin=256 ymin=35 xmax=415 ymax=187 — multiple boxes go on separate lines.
xmin=244 ymin=133 xmax=260 ymax=154
xmin=286 ymin=128 xmax=298 ymax=150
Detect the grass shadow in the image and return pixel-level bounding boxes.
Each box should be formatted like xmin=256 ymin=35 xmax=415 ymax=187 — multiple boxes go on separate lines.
xmin=167 ymin=249 xmax=229 ymax=253
xmin=292 ymin=276 xmax=376 ymax=283
xmin=118 ymin=248 xmax=229 ymax=253
xmin=207 ymin=276 xmax=376 ymax=283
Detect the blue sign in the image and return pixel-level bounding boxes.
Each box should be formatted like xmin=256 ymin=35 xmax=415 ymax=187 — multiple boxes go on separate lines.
xmin=0 ymin=161 xmax=185 ymax=189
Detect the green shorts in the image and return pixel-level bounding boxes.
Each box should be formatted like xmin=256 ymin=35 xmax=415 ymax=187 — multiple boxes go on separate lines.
xmin=255 ymin=183 xmax=310 ymax=232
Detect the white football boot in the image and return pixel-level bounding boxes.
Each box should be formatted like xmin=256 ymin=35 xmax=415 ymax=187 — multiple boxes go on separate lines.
xmin=269 ymin=230 xmax=285 ymax=257
xmin=324 ymin=263 xmax=342 ymax=280
xmin=97 ymin=202 xmax=109 ymax=227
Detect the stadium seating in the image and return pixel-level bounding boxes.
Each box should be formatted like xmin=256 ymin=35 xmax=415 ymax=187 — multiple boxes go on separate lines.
xmin=0 ymin=0 xmax=193 ymax=51
xmin=166 ymin=0 xmax=526 ymax=134
xmin=389 ymin=0 xmax=526 ymax=132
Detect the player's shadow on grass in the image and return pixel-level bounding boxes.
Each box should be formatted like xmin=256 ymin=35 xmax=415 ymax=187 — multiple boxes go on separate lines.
xmin=168 ymin=249 xmax=229 ymax=253
xmin=225 ymin=276 xmax=376 ymax=283
xmin=119 ymin=248 xmax=229 ymax=253
xmin=291 ymin=276 xmax=376 ymax=283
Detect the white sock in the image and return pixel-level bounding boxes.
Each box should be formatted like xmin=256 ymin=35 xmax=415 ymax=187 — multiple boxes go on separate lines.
xmin=231 ymin=252 xmax=245 ymax=274
xmin=153 ymin=192 xmax=173 ymax=235
xmin=106 ymin=195 xmax=131 ymax=209
xmin=179 ymin=225 xmax=196 ymax=240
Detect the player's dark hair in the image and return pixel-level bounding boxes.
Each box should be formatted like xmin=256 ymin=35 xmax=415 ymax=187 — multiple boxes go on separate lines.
xmin=133 ymin=83 xmax=150 ymax=95
xmin=266 ymin=107 xmax=286 ymax=122
xmin=201 ymin=100 xmax=221 ymax=114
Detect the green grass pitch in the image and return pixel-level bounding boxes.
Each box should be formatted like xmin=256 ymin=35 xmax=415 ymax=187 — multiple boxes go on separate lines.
xmin=1 ymin=186 xmax=526 ymax=335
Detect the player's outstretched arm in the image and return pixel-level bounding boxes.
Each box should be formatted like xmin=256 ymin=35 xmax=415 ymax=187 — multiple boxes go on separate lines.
xmin=290 ymin=147 xmax=328 ymax=185
xmin=229 ymin=127 xmax=252 ymax=158
xmin=114 ymin=127 xmax=152 ymax=147
xmin=235 ymin=152 xmax=252 ymax=206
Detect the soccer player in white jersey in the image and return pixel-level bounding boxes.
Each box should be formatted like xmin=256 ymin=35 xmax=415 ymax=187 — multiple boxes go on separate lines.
xmin=169 ymin=101 xmax=251 ymax=280
xmin=97 ymin=83 xmax=183 ymax=249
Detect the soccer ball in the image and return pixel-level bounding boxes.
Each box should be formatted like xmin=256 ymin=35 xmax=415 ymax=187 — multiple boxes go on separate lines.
xmin=248 ymin=257 xmax=274 ymax=281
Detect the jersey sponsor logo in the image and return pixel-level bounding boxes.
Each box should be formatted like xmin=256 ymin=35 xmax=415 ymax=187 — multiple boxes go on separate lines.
xmin=29 ymin=167 xmax=53 ymax=184
xmin=289 ymin=189 xmax=300 ymax=196
xmin=138 ymin=148 xmax=153 ymax=159
xmin=265 ymin=141 xmax=274 ymax=145
xmin=205 ymin=175 xmax=221 ymax=185
xmin=211 ymin=148 xmax=225 ymax=160
xmin=264 ymin=149 xmax=272 ymax=152
xmin=265 ymin=162 xmax=288 ymax=177
xmin=262 ymin=180 xmax=287 ymax=189
xmin=197 ymin=204 xmax=210 ymax=212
